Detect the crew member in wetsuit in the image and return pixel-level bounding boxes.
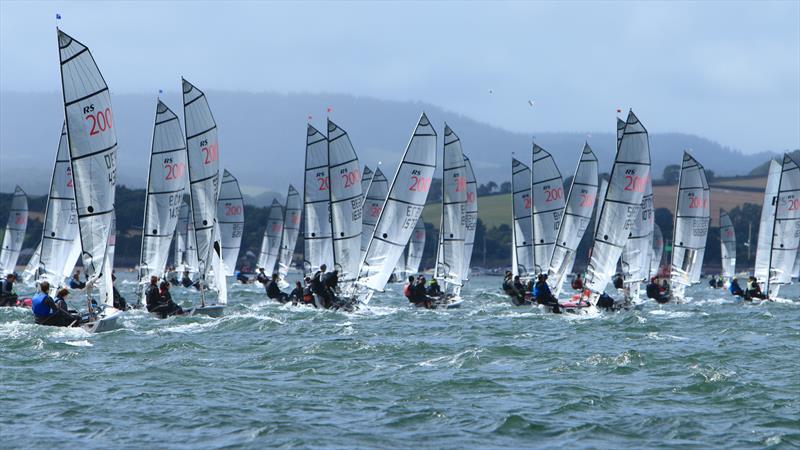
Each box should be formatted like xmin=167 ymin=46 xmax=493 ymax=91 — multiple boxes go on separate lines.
xmin=288 ymin=281 xmax=304 ymax=305
xmin=501 ymin=272 xmax=514 ymax=295
xmin=256 ymin=268 xmax=269 ymax=285
xmin=745 ymin=276 xmax=768 ymax=300
xmin=729 ymin=278 xmax=744 ymax=297
xmin=411 ymin=276 xmax=432 ymax=308
xmin=426 ymin=278 xmax=442 ymax=297
xmin=111 ymin=273 xmax=129 ymax=310
xmin=513 ymin=276 xmax=527 ymax=302
xmin=0 ymin=273 xmax=18 ymax=307
xmin=302 ymin=277 xmax=315 ymax=306
xmin=532 ymin=274 xmax=561 ymax=313
xmin=596 ymin=292 xmax=616 ymax=310
xmin=235 ymin=271 xmax=250 ymax=284
xmin=158 ymin=281 xmax=184 ymax=316
xmin=322 ymin=269 xmax=340 ymax=307
xmin=311 ymin=265 xmax=329 ymax=308
xmin=571 ymin=273 xmax=583 ymax=290
xmin=31 ymin=282 xmax=80 ymax=327
xmin=708 ymin=276 xmax=718 ymax=288
xmin=69 ymin=271 xmax=86 ymax=289
xmin=646 ymin=277 xmax=669 ymax=303
xmin=180 ymin=271 xmax=194 ymax=288
xmin=53 ymin=288 xmax=76 ymax=314
xmin=266 ymin=273 xmax=289 ymax=303
xmin=404 ymin=276 xmax=415 ymax=302
xmin=613 ymin=274 xmax=623 ymax=290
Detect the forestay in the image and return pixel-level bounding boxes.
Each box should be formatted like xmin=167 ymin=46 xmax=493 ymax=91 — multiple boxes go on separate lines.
xmin=277 ymin=185 xmax=302 ymax=281
xmin=462 ymin=155 xmax=478 ymax=281
xmin=670 ymin=152 xmax=710 ymax=289
xmin=719 ymin=209 xmax=736 ymax=279
xmin=303 ymin=125 xmax=333 ymax=274
xmin=258 ymin=199 xmax=284 ymax=274
xmin=531 ymin=144 xmax=565 ymax=274
xmin=754 ymin=161 xmax=781 ymax=284
xmin=764 ymin=154 xmax=800 ymax=295
xmin=547 ymin=143 xmax=598 ymax=296
xmin=0 ymin=186 xmax=28 ymax=275
xmin=217 ymin=169 xmax=244 ymax=276
xmin=511 ymin=158 xmax=534 ymax=278
xmin=57 ymin=29 xmax=117 ymax=303
xmin=584 ymin=111 xmax=651 ymax=297
xmin=361 ymin=167 xmax=389 ymax=260
xmin=434 ymin=124 xmax=467 ymax=289
xmin=327 ymin=120 xmax=364 ymax=285
xmin=356 ymin=113 xmax=437 ymax=295
xmin=182 ymin=78 xmax=220 ymax=281
xmin=139 ymin=100 xmax=187 ymax=282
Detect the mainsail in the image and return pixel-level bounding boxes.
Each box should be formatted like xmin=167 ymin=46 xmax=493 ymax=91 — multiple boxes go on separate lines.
xmin=531 ymin=144 xmax=566 ymax=274
xmin=511 ymin=158 xmax=534 ymax=278
xmin=719 ymin=209 xmax=736 ymax=279
xmin=182 ymin=78 xmax=221 ymax=287
xmin=584 ymin=111 xmax=651 ymax=298
xmin=356 ymin=113 xmax=437 ymax=295
xmin=621 ymin=169 xmax=654 ymax=283
xmin=670 ymin=152 xmax=710 ymax=291
xmin=303 ymin=125 xmax=333 ymax=274
xmin=139 ymin=100 xmax=187 ymax=283
xmin=360 ymin=167 xmax=389 ymax=259
xmin=361 ymin=165 xmax=374 ymax=205
xmin=434 ymin=124 xmax=467 ymax=289
xmin=406 ymin=219 xmax=427 ymax=276
xmin=0 ymin=186 xmax=28 ymax=275
xmin=57 ymin=29 xmax=117 ymax=305
xmin=754 ymin=161 xmax=781 ymax=284
xmin=174 ymin=200 xmax=199 ymax=276
xmin=277 ymin=185 xmax=302 ymax=281
xmin=217 ymin=169 xmax=244 ymax=276
xmin=547 ymin=143 xmax=599 ymax=295
xmin=764 ymin=154 xmax=800 ymax=295
xmin=462 ymin=155 xmax=478 ymax=281
xmin=650 ymin=224 xmax=664 ymax=278
xmin=258 ymin=199 xmax=284 ymax=274
xmin=327 ymin=120 xmax=364 ymax=286
xmin=36 ymin=123 xmax=81 ymax=285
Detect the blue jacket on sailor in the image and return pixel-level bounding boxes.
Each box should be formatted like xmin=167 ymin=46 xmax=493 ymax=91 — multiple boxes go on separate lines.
xmin=532 ymin=281 xmax=551 ymax=300
xmin=31 ymin=293 xmax=56 ymax=318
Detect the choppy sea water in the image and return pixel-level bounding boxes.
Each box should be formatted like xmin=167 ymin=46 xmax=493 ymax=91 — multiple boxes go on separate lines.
xmin=1 ymin=273 xmax=798 ymax=449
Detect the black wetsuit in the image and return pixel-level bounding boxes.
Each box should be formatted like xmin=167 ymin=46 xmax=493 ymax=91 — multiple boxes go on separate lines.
xmin=646 ymin=282 xmax=669 ymax=303
xmin=613 ymin=276 xmax=623 ymax=290
xmin=596 ymin=292 xmax=615 ymax=310
xmin=266 ymin=280 xmax=289 ymax=303
xmin=322 ymin=272 xmax=340 ymax=307
xmin=181 ymin=276 xmax=193 ymax=288
xmin=112 ymin=286 xmax=128 ymax=310
xmin=311 ymin=271 xmax=328 ymax=307
xmin=410 ymin=283 xmax=430 ymax=308
xmin=69 ymin=278 xmax=86 ymax=289
xmin=533 ymin=280 xmax=560 ymax=313
xmin=289 ymin=286 xmax=304 ymax=302
xmin=426 ymin=283 xmax=442 ymax=297
xmin=0 ymin=279 xmax=17 ymax=307
xmin=256 ymin=272 xmax=269 ymax=285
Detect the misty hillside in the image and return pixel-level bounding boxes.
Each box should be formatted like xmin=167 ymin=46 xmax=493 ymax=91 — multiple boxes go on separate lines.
xmin=748 ymin=149 xmax=800 ymax=176
xmin=0 ymin=91 xmax=778 ymax=195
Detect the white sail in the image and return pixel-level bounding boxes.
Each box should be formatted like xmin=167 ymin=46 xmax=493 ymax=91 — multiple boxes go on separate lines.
xmin=96 ymin=213 xmax=116 ymax=307
xmin=511 ymin=158 xmax=534 ymax=278
xmin=406 ymin=218 xmax=427 ymax=276
xmin=303 ymin=124 xmax=333 ymax=274
xmin=584 ymin=111 xmax=651 ymax=297
xmin=57 ymin=29 xmax=117 ymax=303
xmin=217 ymin=169 xmax=244 ymax=276
xmin=670 ymin=152 xmax=710 ymax=289
xmin=361 ymin=167 xmax=389 ymax=259
xmin=327 ymin=120 xmax=364 ymax=286
xmin=22 ymin=242 xmax=41 ymax=283
xmin=434 ymin=124 xmax=467 ymax=289
xmin=462 ymin=155 xmax=478 ymax=281
xmin=793 ymin=251 xmax=800 ymax=279
xmin=720 ymin=209 xmax=736 ymax=279
xmin=259 ymin=199 xmax=284 ymax=274
xmin=361 ymin=165 xmax=374 ymax=205
xmin=650 ymin=224 xmax=664 ymax=278
xmin=356 ymin=113 xmax=437 ymax=294
xmin=531 ymin=144 xmax=566 ymax=274
xmin=754 ymin=160 xmax=782 ymax=283
xmin=621 ymin=169 xmax=654 ymax=283
xmin=139 ymin=100 xmax=187 ymax=282
xmin=0 ymin=185 xmax=28 ymax=275
xmin=174 ymin=200 xmax=199 ymax=276
xmin=182 ymin=78 xmax=220 ymax=283
xmin=764 ymin=154 xmax=800 ymax=294
xmin=36 ymin=123 xmax=81 ymax=285
xmin=547 ymin=143 xmax=599 ymax=295
xmin=209 ymin=224 xmax=228 ymax=304
xmin=277 ymin=185 xmax=302 ymax=280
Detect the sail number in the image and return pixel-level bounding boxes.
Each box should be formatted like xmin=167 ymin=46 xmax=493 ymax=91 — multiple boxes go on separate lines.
xmin=369 ymin=204 xmax=382 ymax=218
xmin=14 ymin=213 xmax=26 ymax=225
xmin=409 ymin=175 xmax=431 ymax=192
xmin=66 ymin=167 xmax=73 ymax=188
xmin=787 ymin=198 xmax=800 ymax=211
xmin=544 ymin=187 xmax=563 ymax=202
xmin=271 ymin=223 xmax=283 ymax=233
xmin=579 ymin=192 xmax=595 ymax=207
xmin=624 ymin=173 xmax=648 ymax=192
xmin=84 ymin=105 xmax=113 ymax=136
xmin=200 ymin=140 xmax=219 ymax=164
xmin=104 ymin=152 xmax=116 ymax=184
xmin=688 ymin=195 xmax=708 ymax=209
xmin=455 ymin=176 xmax=467 ymax=192
xmin=225 ymin=204 xmax=243 ymax=216
xmin=342 ymin=169 xmax=361 ymax=188
xmin=467 ymin=191 xmax=476 ymax=203
xmin=164 ymin=161 xmax=185 ymax=180
xmin=317 ymin=176 xmax=330 ymax=191
xmin=523 ymin=196 xmax=532 ymax=209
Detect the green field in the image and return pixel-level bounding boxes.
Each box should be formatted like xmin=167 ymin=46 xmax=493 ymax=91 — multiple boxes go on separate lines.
xmin=422 ymin=194 xmax=512 ymax=229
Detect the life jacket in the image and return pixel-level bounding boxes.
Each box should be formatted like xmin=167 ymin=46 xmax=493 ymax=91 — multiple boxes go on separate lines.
xmin=31 ymin=293 xmax=54 ymax=318
xmin=403 ymin=284 xmax=411 ymax=298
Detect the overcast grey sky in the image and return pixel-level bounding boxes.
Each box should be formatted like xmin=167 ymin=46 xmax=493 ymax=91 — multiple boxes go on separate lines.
xmin=1 ymin=0 xmax=798 ymax=153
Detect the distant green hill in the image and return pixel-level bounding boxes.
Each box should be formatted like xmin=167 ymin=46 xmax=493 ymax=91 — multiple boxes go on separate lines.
xmin=422 ymin=193 xmax=511 ymax=229
xmin=748 ymin=149 xmax=800 ymax=176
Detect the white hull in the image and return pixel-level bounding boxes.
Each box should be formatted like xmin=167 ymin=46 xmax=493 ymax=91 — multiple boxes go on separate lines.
xmin=81 ymin=309 xmax=123 ymax=333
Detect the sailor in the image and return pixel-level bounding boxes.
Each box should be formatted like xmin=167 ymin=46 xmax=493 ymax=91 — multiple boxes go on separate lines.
xmin=0 ymin=273 xmax=18 ymax=307
xmin=745 ymin=276 xmax=768 ymax=300
xmin=166 ymin=266 xmax=180 ymax=285
xmin=111 ymin=273 xmax=129 ymax=311
xmin=180 ymin=271 xmax=194 ymax=288
xmin=266 ymin=273 xmax=289 ymax=303
xmin=501 ymin=271 xmax=514 ymax=295
xmin=646 ymin=277 xmax=669 ymax=303
xmin=256 ymin=268 xmax=269 ymax=285
xmin=322 ymin=269 xmax=340 ymax=306
xmin=157 ymin=281 xmax=184 ymax=316
xmin=311 ymin=265 xmax=329 ymax=308
xmin=708 ymin=276 xmax=718 ymax=288
xmin=411 ymin=276 xmax=432 ymax=308
xmin=426 ymin=278 xmax=442 ymax=297
xmin=513 ymin=275 xmax=526 ymax=296
xmin=403 ymin=275 xmax=415 ymax=301
xmin=729 ymin=278 xmax=744 ymax=297
xmin=660 ymin=279 xmax=670 ymax=297
xmin=288 ymin=281 xmax=304 ymax=304
xmin=613 ymin=274 xmax=623 ymax=290
xmin=571 ymin=273 xmax=583 ymax=290
xmin=532 ymin=274 xmax=561 ymax=313
xmin=54 ymin=288 xmax=75 ymax=313
xmin=69 ymin=271 xmax=86 ymax=289
xmin=31 ymin=281 xmax=80 ymax=327
xmin=302 ymin=277 xmax=315 ymax=306
xmin=596 ymin=292 xmax=615 ymax=310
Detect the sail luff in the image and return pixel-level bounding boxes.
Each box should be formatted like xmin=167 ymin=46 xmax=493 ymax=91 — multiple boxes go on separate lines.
xmin=754 ymin=160 xmax=782 ymax=283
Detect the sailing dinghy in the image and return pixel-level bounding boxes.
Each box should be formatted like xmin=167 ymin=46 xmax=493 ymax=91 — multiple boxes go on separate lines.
xmin=0 ymin=186 xmax=28 ymax=276
xmin=511 ymin=158 xmax=534 ymax=279
xmin=583 ymin=111 xmax=651 ymax=311
xmin=57 ymin=29 xmax=123 ymax=332
xmin=462 ymin=156 xmax=478 ymax=282
xmin=138 ymin=100 xmax=187 ymax=304
xmin=620 ymin=161 xmax=654 ymax=304
xmin=352 ymin=113 xmax=437 ymax=306
xmin=182 ymin=78 xmax=226 ymax=317
xmin=217 ymin=169 xmax=244 ymax=276
xmin=277 ymin=185 xmax=302 ymax=286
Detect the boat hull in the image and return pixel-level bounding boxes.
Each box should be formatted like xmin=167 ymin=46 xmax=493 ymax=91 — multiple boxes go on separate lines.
xmin=189 ymin=305 xmax=225 ymax=317
xmin=81 ymin=309 xmax=123 ymax=333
